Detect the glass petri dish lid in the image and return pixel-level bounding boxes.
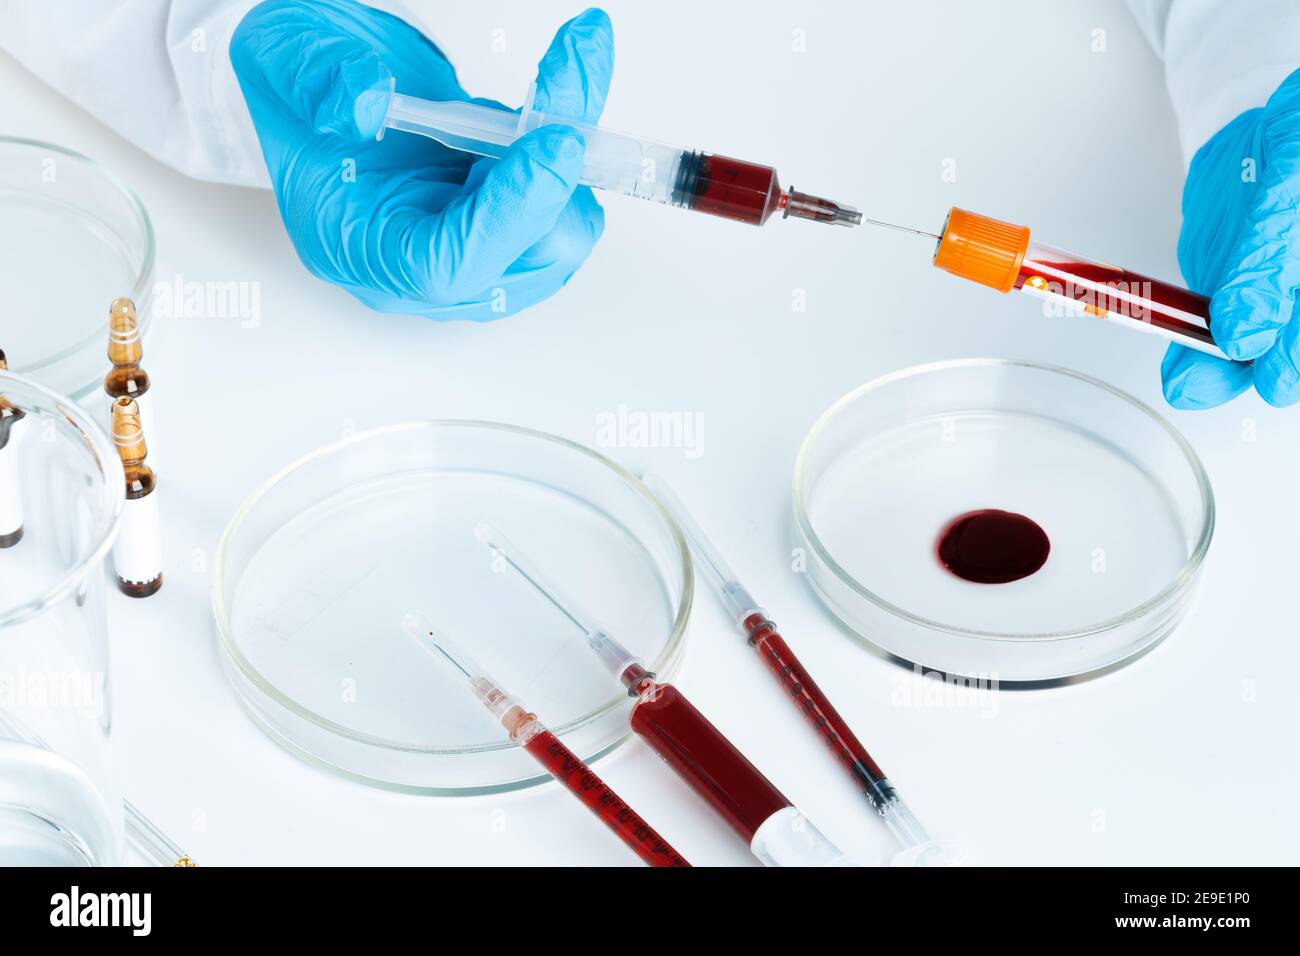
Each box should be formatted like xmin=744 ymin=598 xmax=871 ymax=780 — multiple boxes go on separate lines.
xmin=794 ymin=359 xmax=1213 ymax=683
xmin=213 ymin=421 xmax=692 ymax=794
xmin=0 ymin=137 xmax=154 ymax=399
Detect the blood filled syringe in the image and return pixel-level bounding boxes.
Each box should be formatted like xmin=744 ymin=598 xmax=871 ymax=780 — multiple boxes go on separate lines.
xmin=400 ymin=611 xmax=689 ymax=868
xmin=642 ymin=476 xmax=945 ymax=865
xmin=381 ymin=84 xmax=861 ymax=228
xmin=867 ymin=207 xmax=1228 ymax=359
xmin=475 ymin=523 xmax=846 ymax=867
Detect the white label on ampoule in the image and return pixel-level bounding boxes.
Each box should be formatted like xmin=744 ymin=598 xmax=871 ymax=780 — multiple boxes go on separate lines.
xmin=114 ymin=492 xmax=162 ymax=585
xmin=0 ymin=436 xmax=22 ymax=536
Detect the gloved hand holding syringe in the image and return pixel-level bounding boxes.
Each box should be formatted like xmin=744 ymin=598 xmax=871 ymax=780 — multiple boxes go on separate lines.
xmin=380 ymin=83 xmax=862 ymax=229
xmin=381 ymin=56 xmax=1228 ymax=362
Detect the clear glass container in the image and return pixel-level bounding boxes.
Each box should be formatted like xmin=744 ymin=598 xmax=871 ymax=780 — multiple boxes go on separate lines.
xmin=0 ymin=137 xmax=154 ymax=399
xmin=213 ymin=421 xmax=692 ymax=794
xmin=0 ymin=371 xmax=125 ymax=865
xmin=793 ymin=360 xmax=1214 ymax=683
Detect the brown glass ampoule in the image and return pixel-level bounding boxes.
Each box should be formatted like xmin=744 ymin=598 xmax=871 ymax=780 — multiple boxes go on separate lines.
xmin=110 ymin=397 xmax=163 ymax=597
xmin=103 ymin=297 xmax=152 ymax=428
xmin=0 ymin=349 xmax=26 ymax=548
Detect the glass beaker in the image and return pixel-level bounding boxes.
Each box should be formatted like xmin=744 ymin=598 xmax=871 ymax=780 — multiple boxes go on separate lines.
xmin=0 ymin=370 xmax=124 ymax=865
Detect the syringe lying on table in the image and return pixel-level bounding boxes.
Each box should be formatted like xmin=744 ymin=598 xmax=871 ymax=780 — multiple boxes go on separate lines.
xmin=400 ymin=611 xmax=689 ymax=868
xmin=867 ymin=207 xmax=1228 ymax=360
xmin=476 ymin=523 xmax=846 ymax=867
xmin=381 ymin=84 xmax=861 ymax=228
xmin=643 ymin=476 xmax=945 ymax=866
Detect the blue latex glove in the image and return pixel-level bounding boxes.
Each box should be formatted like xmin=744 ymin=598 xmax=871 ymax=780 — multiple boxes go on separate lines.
xmin=1163 ymin=68 xmax=1300 ymax=408
xmin=230 ymin=0 xmax=612 ymax=320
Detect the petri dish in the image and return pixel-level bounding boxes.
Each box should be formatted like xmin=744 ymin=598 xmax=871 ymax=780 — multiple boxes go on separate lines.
xmin=793 ymin=359 xmax=1213 ymax=683
xmin=213 ymin=421 xmax=692 ymax=794
xmin=0 ymin=137 xmax=154 ymax=399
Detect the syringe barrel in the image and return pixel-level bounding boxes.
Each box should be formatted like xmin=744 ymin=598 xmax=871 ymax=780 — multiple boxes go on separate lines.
xmin=933 ymin=207 xmax=1226 ymax=359
xmin=629 ymin=681 xmax=844 ymax=865
xmin=522 ymin=106 xmax=687 ymax=206
xmin=629 ymin=681 xmax=788 ymax=843
xmin=384 ymin=91 xmax=690 ymax=207
xmin=522 ymin=727 xmax=690 ymax=867
xmin=742 ymin=614 xmax=893 ymax=801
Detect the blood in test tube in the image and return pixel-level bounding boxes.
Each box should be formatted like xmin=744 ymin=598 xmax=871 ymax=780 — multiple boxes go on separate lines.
xmin=936 ymin=509 xmax=1050 ymax=584
xmin=520 ymin=727 xmax=689 ymax=868
xmin=623 ymin=666 xmax=790 ymax=843
xmin=1015 ymin=258 xmax=1215 ymax=349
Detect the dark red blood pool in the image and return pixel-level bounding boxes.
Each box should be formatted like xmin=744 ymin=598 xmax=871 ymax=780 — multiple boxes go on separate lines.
xmin=936 ymin=509 xmax=1050 ymax=584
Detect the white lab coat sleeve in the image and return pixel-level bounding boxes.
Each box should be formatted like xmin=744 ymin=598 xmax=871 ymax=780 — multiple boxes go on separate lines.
xmin=0 ymin=0 xmax=432 ymax=189
xmin=0 ymin=0 xmax=268 ymax=186
xmin=1126 ymin=0 xmax=1300 ymax=162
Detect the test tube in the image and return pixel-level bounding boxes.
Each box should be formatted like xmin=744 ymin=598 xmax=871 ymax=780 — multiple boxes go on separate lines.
xmin=400 ymin=612 xmax=689 ymax=868
xmin=476 ymin=523 xmax=845 ymax=867
xmin=928 ymin=207 xmax=1224 ymax=358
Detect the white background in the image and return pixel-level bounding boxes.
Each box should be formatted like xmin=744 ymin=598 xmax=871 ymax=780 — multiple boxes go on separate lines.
xmin=3 ymin=0 xmax=1297 ymax=866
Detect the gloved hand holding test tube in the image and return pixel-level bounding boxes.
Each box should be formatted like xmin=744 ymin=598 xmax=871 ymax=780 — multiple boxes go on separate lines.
xmin=866 ymin=207 xmax=1230 ymax=361
xmin=475 ymin=522 xmax=846 ymax=867
xmin=400 ymin=611 xmax=689 ymax=868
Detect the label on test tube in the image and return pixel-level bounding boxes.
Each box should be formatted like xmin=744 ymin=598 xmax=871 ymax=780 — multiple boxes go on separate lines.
xmin=113 ymin=493 xmax=162 ymax=585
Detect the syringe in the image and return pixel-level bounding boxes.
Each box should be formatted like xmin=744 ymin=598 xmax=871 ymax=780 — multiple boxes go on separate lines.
xmin=381 ymin=85 xmax=861 ymax=228
xmin=475 ymin=523 xmax=847 ymax=867
xmin=642 ymin=476 xmax=946 ymax=865
xmin=400 ymin=611 xmax=689 ymax=868
xmin=866 ymin=207 xmax=1228 ymax=360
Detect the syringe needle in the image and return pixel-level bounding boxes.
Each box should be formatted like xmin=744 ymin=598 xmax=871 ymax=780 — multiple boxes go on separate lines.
xmin=476 ymin=523 xmax=590 ymax=635
xmin=475 ymin=522 xmax=642 ymax=682
xmin=401 ymin=611 xmax=476 ymax=679
xmin=860 ymin=216 xmax=941 ymax=240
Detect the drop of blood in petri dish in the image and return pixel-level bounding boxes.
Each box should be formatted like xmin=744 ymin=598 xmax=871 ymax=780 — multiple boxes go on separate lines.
xmin=936 ymin=509 xmax=1050 ymax=584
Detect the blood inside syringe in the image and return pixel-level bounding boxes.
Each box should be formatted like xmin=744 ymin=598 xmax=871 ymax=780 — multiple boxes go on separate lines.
xmin=522 ymin=727 xmax=689 ymax=867
xmin=620 ymin=663 xmax=791 ymax=843
xmin=1015 ymin=258 xmax=1215 ymax=349
xmin=676 ymin=153 xmax=861 ymax=227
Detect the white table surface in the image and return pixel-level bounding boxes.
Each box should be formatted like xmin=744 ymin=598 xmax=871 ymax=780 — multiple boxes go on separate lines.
xmin=2 ymin=0 xmax=1296 ymax=866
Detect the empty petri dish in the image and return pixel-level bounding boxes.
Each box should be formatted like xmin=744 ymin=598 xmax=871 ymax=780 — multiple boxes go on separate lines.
xmin=213 ymin=421 xmax=692 ymax=794
xmin=794 ymin=359 xmax=1213 ymax=682
xmin=0 ymin=137 xmax=154 ymax=399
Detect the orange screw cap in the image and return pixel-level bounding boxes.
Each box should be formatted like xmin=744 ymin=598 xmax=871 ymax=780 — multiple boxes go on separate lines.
xmin=933 ymin=208 xmax=1031 ymax=293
